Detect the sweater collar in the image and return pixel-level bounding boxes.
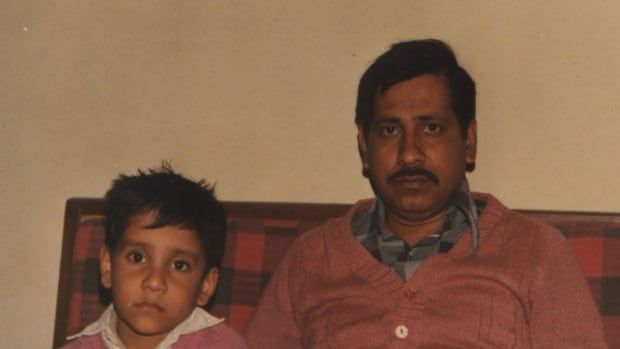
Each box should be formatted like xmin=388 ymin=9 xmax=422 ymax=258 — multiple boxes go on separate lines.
xmin=332 ymin=192 xmax=507 ymax=288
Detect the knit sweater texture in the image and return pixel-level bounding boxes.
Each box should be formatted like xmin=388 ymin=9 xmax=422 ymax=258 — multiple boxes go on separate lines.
xmin=245 ymin=193 xmax=607 ymax=348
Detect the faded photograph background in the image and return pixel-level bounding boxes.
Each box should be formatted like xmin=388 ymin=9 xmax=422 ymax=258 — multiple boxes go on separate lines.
xmin=2 ymin=1 xmax=619 ymax=347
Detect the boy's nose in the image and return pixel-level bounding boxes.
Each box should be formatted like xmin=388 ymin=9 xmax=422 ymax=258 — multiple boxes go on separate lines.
xmin=142 ymin=267 xmax=167 ymax=292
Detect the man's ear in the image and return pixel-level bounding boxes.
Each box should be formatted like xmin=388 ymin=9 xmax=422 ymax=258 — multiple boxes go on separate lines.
xmin=465 ymin=120 xmax=478 ymax=172
xmin=100 ymin=247 xmax=112 ymax=289
xmin=357 ymin=125 xmax=369 ymax=177
xmin=196 ymin=268 xmax=219 ymax=306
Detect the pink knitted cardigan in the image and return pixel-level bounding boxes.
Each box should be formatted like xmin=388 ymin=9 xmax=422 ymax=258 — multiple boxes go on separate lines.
xmin=245 ymin=193 xmax=607 ymax=348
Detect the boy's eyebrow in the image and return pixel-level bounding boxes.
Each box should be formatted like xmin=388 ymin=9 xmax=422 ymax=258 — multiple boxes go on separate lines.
xmin=118 ymin=240 xmax=202 ymax=262
xmin=170 ymin=248 xmax=202 ymax=262
xmin=118 ymin=239 xmax=149 ymax=248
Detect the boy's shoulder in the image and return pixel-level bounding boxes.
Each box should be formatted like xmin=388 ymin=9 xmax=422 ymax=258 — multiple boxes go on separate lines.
xmin=174 ymin=322 xmax=247 ymax=349
xmin=61 ymin=323 xmax=247 ymax=349
xmin=60 ymin=332 xmax=106 ymax=349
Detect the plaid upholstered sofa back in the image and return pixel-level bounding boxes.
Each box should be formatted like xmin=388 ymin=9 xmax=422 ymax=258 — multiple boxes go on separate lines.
xmin=54 ymin=198 xmax=620 ymax=348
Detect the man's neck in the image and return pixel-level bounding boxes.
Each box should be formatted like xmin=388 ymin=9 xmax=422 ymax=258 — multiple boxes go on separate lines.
xmin=384 ymin=210 xmax=447 ymax=246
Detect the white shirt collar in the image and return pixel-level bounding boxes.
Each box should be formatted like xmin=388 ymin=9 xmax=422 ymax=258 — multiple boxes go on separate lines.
xmin=67 ymin=305 xmax=224 ymax=349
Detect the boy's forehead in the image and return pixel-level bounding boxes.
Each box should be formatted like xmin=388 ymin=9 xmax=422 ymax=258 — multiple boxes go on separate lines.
xmin=120 ymin=212 xmax=204 ymax=253
xmin=129 ymin=209 xmax=159 ymax=227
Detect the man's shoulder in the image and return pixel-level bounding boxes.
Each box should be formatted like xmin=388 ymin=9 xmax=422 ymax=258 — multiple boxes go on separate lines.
xmin=474 ymin=192 xmax=566 ymax=246
xmin=272 ymin=198 xmax=374 ymax=271
xmin=293 ymin=198 xmax=373 ymax=244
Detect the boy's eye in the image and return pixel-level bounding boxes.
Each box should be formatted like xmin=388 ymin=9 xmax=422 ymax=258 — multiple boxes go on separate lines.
xmin=128 ymin=252 xmax=145 ymax=263
xmin=172 ymin=260 xmax=191 ymax=272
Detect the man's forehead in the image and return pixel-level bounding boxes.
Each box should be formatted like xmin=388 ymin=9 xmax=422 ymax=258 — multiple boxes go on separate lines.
xmin=371 ymin=75 xmax=452 ymax=116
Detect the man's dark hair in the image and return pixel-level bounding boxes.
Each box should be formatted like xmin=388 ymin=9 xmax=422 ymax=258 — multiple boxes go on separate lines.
xmin=355 ymin=39 xmax=476 ymax=137
xmin=103 ymin=163 xmax=226 ymax=270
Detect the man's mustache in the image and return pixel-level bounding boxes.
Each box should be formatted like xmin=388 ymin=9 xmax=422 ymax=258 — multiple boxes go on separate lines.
xmin=387 ymin=166 xmax=439 ymax=184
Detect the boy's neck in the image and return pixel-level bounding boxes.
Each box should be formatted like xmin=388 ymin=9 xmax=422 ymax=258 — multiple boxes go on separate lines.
xmin=116 ymin=320 xmax=168 ymax=349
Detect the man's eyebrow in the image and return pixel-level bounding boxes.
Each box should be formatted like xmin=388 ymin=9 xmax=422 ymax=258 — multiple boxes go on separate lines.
xmin=416 ymin=115 xmax=435 ymax=121
xmin=372 ymin=114 xmax=437 ymax=124
xmin=371 ymin=116 xmax=401 ymax=125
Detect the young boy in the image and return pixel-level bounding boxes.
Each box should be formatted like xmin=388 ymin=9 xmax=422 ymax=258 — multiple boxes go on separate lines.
xmin=63 ymin=164 xmax=246 ymax=349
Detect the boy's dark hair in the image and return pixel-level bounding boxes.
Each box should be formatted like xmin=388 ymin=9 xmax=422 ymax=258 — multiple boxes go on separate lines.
xmin=355 ymin=39 xmax=476 ymax=138
xmin=103 ymin=163 xmax=226 ymax=270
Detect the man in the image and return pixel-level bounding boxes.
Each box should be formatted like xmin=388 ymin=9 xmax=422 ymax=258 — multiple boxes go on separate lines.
xmin=245 ymin=39 xmax=606 ymax=348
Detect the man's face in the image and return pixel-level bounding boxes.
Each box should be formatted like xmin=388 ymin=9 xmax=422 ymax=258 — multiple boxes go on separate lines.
xmin=358 ymin=74 xmax=477 ymax=224
xmin=100 ymin=212 xmax=218 ymax=347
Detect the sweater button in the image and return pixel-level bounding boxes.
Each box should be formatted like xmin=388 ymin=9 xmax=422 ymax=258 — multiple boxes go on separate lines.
xmin=404 ymin=289 xmax=416 ymax=300
xmin=395 ymin=325 xmax=409 ymax=339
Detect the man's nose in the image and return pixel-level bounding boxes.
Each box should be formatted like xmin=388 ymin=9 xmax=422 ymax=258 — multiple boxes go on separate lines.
xmin=398 ymin=133 xmax=425 ymax=166
xmin=142 ymin=265 xmax=167 ymax=292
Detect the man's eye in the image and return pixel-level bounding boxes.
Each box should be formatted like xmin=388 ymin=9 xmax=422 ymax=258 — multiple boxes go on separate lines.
xmin=380 ymin=126 xmax=399 ymax=136
xmin=423 ymin=124 xmax=441 ymax=133
xmin=172 ymin=260 xmax=191 ymax=272
xmin=128 ymin=252 xmax=145 ymax=263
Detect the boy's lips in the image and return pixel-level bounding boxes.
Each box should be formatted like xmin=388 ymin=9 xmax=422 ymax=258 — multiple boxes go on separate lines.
xmin=133 ymin=301 xmax=164 ymax=312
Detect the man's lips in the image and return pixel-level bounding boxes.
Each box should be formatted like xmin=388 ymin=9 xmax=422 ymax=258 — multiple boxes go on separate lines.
xmin=394 ymin=175 xmax=431 ymax=183
xmin=133 ymin=301 xmax=164 ymax=312
xmin=387 ymin=166 xmax=439 ymax=184
xmin=392 ymin=175 xmax=433 ymax=190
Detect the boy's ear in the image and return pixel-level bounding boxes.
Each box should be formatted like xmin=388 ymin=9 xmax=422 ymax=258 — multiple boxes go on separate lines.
xmin=196 ymin=267 xmax=219 ymax=306
xmin=100 ymin=247 xmax=112 ymax=289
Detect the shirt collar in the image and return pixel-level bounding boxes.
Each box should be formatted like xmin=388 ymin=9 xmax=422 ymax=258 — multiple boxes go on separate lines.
xmin=67 ymin=305 xmax=224 ymax=349
xmin=369 ymin=178 xmax=481 ymax=253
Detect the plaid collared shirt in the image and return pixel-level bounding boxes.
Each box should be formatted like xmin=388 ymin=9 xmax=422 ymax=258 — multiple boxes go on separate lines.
xmin=351 ymin=180 xmax=485 ymax=280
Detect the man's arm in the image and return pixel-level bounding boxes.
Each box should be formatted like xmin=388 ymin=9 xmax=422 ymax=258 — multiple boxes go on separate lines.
xmin=528 ymin=225 xmax=607 ymax=348
xmin=244 ymin=247 xmax=303 ymax=349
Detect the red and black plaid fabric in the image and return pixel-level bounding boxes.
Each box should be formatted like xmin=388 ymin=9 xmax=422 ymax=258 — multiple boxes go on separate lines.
xmin=53 ymin=199 xmax=620 ymax=348
xmin=524 ymin=210 xmax=620 ymax=348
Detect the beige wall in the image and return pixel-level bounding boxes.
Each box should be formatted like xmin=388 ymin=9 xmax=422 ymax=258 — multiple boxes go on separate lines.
xmin=2 ymin=1 xmax=619 ymax=347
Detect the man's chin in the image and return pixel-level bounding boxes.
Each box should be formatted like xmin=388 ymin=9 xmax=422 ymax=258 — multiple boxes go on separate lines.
xmin=383 ymin=193 xmax=445 ymax=220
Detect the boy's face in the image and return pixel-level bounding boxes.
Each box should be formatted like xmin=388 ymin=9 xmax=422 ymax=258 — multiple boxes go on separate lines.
xmin=100 ymin=211 xmax=217 ymax=347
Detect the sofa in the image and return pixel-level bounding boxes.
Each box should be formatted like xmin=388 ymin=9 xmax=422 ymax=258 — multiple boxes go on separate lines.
xmin=53 ymin=198 xmax=620 ymax=348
